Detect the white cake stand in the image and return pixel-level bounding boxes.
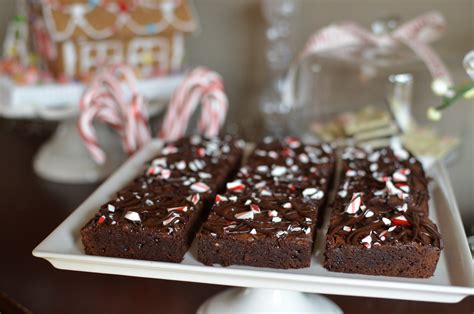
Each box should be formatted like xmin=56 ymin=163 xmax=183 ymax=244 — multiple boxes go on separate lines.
xmin=0 ymin=75 xmax=183 ymax=183
xmin=33 ymin=141 xmax=474 ymax=313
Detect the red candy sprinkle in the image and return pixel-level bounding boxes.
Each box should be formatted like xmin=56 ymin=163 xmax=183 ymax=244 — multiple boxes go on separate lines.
xmin=191 ymin=194 xmax=200 ymax=205
xmin=227 ymin=181 xmax=245 ymax=192
xmin=197 ymin=147 xmax=206 ymax=157
xmin=97 ymin=215 xmax=106 ymax=225
xmin=391 ymin=215 xmax=411 ymax=226
xmin=250 ymin=204 xmax=261 ymax=213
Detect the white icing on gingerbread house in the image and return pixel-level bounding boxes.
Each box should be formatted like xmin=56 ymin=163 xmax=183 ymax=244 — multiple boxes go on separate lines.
xmin=27 ymin=0 xmax=197 ymax=80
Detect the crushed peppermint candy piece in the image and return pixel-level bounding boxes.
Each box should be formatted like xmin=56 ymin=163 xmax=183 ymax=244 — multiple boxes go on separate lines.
xmin=342 ymin=226 xmax=352 ymax=232
xmin=176 ymin=160 xmax=186 ymax=170
xmin=163 ymin=213 xmax=179 ymax=226
xmin=282 ymin=202 xmax=292 ymax=209
xmin=338 ymin=190 xmax=348 ymax=198
xmin=255 ymin=181 xmax=266 ymax=189
xmin=147 ymin=166 xmax=161 ymax=176
xmin=145 ymin=199 xmax=154 ymax=206
xmin=302 ymin=188 xmax=324 ymax=200
xmin=345 ymin=193 xmax=362 ymax=214
xmin=393 ymin=169 xmax=410 ymax=182
xmin=304 ymin=227 xmax=311 ymax=234
xmin=152 ymin=157 xmax=167 ymax=167
xmin=198 ymin=172 xmax=212 ymax=179
xmin=364 ymin=210 xmax=374 ymax=218
xmin=388 ymin=226 xmax=397 ymax=232
xmin=271 ymin=166 xmax=287 ymax=177
xmin=191 ymin=182 xmax=210 ymax=193
xmin=190 ymin=194 xmax=200 ymax=205
xmin=160 ymin=169 xmax=171 ymax=179
xmin=235 ymin=211 xmax=254 ymax=220
xmin=245 ymin=199 xmax=252 ymax=206
xmin=396 ymin=203 xmax=408 ymax=212
xmin=370 ymin=163 xmax=378 ymax=172
xmin=382 ymin=217 xmax=392 ymax=226
xmin=250 ymin=228 xmax=257 ymax=235
xmin=285 ymin=137 xmax=301 ymax=148
xmin=215 ymin=194 xmax=228 ymax=204
xmin=361 ymin=233 xmax=373 ymax=249
xmin=124 ymin=211 xmax=141 ymax=222
xmin=250 ymin=204 xmax=261 ymax=213
xmin=227 ymin=181 xmax=246 ymax=192
xmin=257 ymin=165 xmax=269 ymax=173
xmin=298 ymin=154 xmax=309 ymax=164
xmin=107 ymin=204 xmax=116 ymax=212
xmin=268 ymin=151 xmax=278 ymax=159
xmin=391 ymin=215 xmax=411 ymax=226
xmin=272 ymin=216 xmax=282 ymax=223
xmin=260 ymin=189 xmax=272 ymax=196
xmin=268 ymin=210 xmax=278 ymax=217
xmin=346 ymin=170 xmax=357 ymax=177
xmin=97 ymin=215 xmax=106 ymax=225
xmin=162 ymin=145 xmax=178 ymax=155
xmin=368 ymin=151 xmax=380 ymax=162
xmin=197 ymin=147 xmax=206 ymax=157
xmin=229 ymin=195 xmax=238 ymax=202
xmin=276 ymin=230 xmax=287 ymax=238
xmin=167 ymin=206 xmax=188 ymax=212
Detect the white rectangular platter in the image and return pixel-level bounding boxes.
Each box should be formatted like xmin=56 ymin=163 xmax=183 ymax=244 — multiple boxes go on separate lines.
xmin=33 ymin=140 xmax=474 ymax=303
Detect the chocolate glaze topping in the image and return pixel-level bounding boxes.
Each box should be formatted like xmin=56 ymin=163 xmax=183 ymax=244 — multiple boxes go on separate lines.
xmin=327 ymin=145 xmax=442 ymax=249
xmin=85 ymin=135 xmax=244 ymax=235
xmin=201 ymin=137 xmax=336 ymax=240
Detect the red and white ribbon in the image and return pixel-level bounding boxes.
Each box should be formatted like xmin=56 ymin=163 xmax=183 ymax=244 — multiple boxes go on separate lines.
xmin=160 ymin=67 xmax=228 ymax=141
xmin=282 ymin=11 xmax=453 ymax=107
xmin=78 ymin=64 xmax=151 ymax=164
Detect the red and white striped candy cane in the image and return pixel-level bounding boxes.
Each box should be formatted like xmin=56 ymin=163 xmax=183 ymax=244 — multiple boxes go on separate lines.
xmin=160 ymin=67 xmax=228 ymax=141
xmin=282 ymin=11 xmax=453 ymax=107
xmin=78 ymin=64 xmax=151 ymax=164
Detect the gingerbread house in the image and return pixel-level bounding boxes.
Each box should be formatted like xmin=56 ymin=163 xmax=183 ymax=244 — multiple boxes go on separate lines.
xmin=27 ymin=0 xmax=197 ymax=80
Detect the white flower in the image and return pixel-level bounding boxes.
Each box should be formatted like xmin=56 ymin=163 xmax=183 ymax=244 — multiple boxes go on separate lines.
xmin=431 ymin=78 xmax=453 ymax=96
xmin=427 ymin=107 xmax=442 ymax=121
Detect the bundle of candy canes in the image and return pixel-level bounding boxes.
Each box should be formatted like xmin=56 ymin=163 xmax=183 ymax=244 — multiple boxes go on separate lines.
xmin=281 ymin=11 xmax=453 ymax=108
xmin=78 ymin=65 xmax=228 ymax=164
xmin=160 ymin=67 xmax=228 ymax=141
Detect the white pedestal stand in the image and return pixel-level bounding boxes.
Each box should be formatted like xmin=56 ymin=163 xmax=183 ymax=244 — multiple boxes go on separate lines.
xmin=197 ymin=288 xmax=342 ymax=314
xmin=0 ymin=74 xmax=183 ymax=183
xmin=33 ymin=119 xmax=126 ymax=183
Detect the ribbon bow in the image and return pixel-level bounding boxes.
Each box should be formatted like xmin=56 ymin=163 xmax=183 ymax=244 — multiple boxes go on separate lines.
xmin=282 ymin=11 xmax=453 ymax=108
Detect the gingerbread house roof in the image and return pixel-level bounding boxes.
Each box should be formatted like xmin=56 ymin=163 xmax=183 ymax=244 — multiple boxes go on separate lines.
xmin=38 ymin=0 xmax=197 ymax=42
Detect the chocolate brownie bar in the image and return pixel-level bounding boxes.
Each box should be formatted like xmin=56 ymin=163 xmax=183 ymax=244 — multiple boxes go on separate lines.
xmin=81 ymin=135 xmax=244 ymax=262
xmin=197 ymin=137 xmax=336 ymax=268
xmin=324 ymin=145 xmax=442 ymax=277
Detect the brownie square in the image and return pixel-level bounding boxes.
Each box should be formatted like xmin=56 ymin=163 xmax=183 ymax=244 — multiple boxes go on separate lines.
xmin=197 ymin=137 xmax=336 ymax=269
xmin=324 ymin=145 xmax=442 ymax=278
xmin=81 ymin=135 xmax=244 ymax=262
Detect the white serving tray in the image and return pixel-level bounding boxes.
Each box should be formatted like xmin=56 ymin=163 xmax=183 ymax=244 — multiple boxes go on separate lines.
xmin=33 ymin=140 xmax=474 ymax=304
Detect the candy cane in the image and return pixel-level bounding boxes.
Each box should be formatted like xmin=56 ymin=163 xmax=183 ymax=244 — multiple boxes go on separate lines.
xmin=282 ymin=11 xmax=453 ymax=108
xmin=160 ymin=67 xmax=228 ymax=141
xmin=78 ymin=64 xmax=151 ymax=164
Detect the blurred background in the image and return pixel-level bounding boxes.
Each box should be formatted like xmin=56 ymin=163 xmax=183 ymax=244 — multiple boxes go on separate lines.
xmin=0 ymin=0 xmax=474 ymax=221
xmin=1 ymin=0 xmax=470 ymax=223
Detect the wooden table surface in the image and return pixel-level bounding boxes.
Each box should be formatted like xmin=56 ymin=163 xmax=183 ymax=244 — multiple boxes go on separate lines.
xmin=0 ymin=120 xmax=472 ymax=314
